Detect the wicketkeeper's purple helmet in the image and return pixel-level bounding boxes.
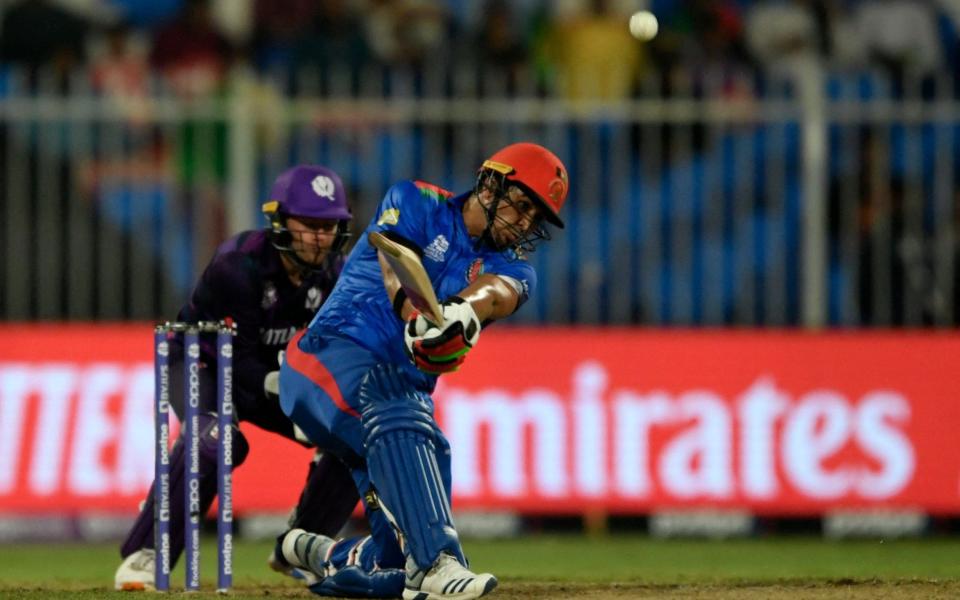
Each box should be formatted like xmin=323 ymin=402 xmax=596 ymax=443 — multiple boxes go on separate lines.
xmin=263 ymin=165 xmax=352 ymax=221
xmin=261 ymin=165 xmax=353 ymax=262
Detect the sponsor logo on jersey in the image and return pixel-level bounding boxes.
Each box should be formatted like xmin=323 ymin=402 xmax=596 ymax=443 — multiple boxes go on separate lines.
xmin=363 ymin=489 xmax=381 ymax=511
xmin=424 ymin=235 xmax=449 ymax=262
xmin=305 ymin=286 xmax=323 ymax=311
xmin=466 ymin=258 xmax=484 ymax=283
xmin=261 ymin=282 xmax=278 ymax=309
xmin=261 ymin=326 xmax=297 ymax=346
xmin=311 ymin=175 xmax=337 ymax=200
xmin=377 ymin=208 xmax=400 ymax=226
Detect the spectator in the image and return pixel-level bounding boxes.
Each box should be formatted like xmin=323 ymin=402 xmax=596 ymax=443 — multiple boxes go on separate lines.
xmin=106 ymin=0 xmax=182 ymax=28
xmin=150 ymin=0 xmax=232 ymax=98
xmin=364 ymin=0 xmax=449 ymax=68
xmin=744 ymin=0 xmax=823 ymax=75
xmin=820 ymin=0 xmax=869 ymax=70
xmin=854 ymin=0 xmax=943 ymax=84
xmin=545 ymin=0 xmax=646 ymax=100
xmin=251 ymin=0 xmax=318 ymax=71
xmin=651 ymin=0 xmax=745 ymax=62
xmin=475 ymin=0 xmax=528 ymax=75
xmin=293 ymin=0 xmax=371 ymax=73
xmin=456 ymin=0 xmax=530 ymax=96
xmin=90 ymin=23 xmax=150 ymax=121
xmin=651 ymin=0 xmax=753 ymax=99
xmin=0 ymin=0 xmax=89 ymax=88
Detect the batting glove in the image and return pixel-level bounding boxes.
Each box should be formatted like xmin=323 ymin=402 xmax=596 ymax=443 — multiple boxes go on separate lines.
xmin=404 ymin=297 xmax=481 ymax=374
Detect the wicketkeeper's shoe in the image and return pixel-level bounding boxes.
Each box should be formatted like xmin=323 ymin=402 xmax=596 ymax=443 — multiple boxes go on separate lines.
xmin=114 ymin=548 xmax=155 ymax=591
xmin=403 ymin=553 xmax=498 ymax=600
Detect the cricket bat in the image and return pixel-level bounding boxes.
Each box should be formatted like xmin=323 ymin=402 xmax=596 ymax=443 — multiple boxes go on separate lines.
xmin=369 ymin=231 xmax=444 ymax=325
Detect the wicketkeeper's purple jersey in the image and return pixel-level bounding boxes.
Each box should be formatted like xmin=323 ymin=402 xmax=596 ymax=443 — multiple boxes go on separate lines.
xmin=173 ymin=229 xmax=343 ymax=413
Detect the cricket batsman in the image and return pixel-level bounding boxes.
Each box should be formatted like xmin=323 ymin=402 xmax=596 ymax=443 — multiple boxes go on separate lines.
xmin=115 ymin=165 xmax=360 ymax=590
xmin=273 ymin=143 xmax=569 ymax=599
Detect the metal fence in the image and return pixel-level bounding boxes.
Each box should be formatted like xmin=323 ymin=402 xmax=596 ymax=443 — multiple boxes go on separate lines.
xmin=0 ymin=65 xmax=957 ymax=326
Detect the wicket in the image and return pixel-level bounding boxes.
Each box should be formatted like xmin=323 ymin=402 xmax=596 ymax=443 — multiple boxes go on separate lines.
xmin=153 ymin=321 xmax=235 ymax=592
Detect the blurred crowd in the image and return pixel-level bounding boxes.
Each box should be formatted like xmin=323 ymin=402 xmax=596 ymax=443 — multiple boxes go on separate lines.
xmin=0 ymin=0 xmax=959 ymax=99
xmin=1 ymin=0 xmax=958 ymax=327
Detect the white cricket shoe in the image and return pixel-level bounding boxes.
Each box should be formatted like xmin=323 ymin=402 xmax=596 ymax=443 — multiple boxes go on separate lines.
xmin=114 ymin=548 xmax=155 ymax=591
xmin=403 ymin=553 xmax=498 ymax=600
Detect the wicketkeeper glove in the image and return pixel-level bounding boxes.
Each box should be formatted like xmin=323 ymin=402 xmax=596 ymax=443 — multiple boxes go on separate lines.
xmin=263 ymin=350 xmax=285 ymax=402
xmin=404 ymin=296 xmax=481 ymax=374
xmin=264 ymin=370 xmax=279 ymax=402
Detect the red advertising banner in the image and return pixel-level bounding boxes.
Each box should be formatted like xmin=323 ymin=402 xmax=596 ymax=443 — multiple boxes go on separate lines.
xmin=0 ymin=324 xmax=315 ymax=514
xmin=1 ymin=325 xmax=959 ymax=515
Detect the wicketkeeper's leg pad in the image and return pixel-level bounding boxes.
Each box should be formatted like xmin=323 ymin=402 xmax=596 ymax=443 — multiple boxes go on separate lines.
xmin=120 ymin=412 xmax=249 ymax=561
xmin=358 ymin=363 xmax=464 ymax=573
xmin=289 ymin=451 xmax=360 ymax=537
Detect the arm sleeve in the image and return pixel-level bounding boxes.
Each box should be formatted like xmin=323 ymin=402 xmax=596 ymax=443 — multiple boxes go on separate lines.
xmin=489 ymin=260 xmax=538 ymax=313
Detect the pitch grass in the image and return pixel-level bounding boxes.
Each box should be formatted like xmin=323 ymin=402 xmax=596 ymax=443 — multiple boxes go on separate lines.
xmin=1 ymin=535 xmax=959 ymax=599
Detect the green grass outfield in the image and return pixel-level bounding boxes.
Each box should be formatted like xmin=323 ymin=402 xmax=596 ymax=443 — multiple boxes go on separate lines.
xmin=1 ymin=535 xmax=959 ymax=599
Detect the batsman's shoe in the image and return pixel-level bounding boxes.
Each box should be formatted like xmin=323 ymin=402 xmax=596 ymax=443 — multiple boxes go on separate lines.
xmin=403 ymin=553 xmax=497 ymax=600
xmin=272 ymin=528 xmax=334 ymax=585
xmin=267 ymin=546 xmax=321 ymax=587
xmin=114 ymin=548 xmax=155 ymax=591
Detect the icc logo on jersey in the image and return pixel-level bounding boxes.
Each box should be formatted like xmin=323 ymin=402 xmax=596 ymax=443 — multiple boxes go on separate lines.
xmin=311 ymin=175 xmax=336 ymax=200
xmin=424 ymin=235 xmax=449 ymax=262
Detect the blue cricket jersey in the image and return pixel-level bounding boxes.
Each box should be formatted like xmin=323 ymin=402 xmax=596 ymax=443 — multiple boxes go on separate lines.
xmin=308 ymin=180 xmax=537 ymax=382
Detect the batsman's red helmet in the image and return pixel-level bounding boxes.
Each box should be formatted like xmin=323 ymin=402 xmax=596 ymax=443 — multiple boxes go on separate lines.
xmin=482 ymin=142 xmax=568 ymax=228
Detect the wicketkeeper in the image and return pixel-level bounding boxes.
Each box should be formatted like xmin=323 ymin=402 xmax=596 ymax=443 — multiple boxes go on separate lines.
xmin=115 ymin=165 xmax=360 ymax=590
